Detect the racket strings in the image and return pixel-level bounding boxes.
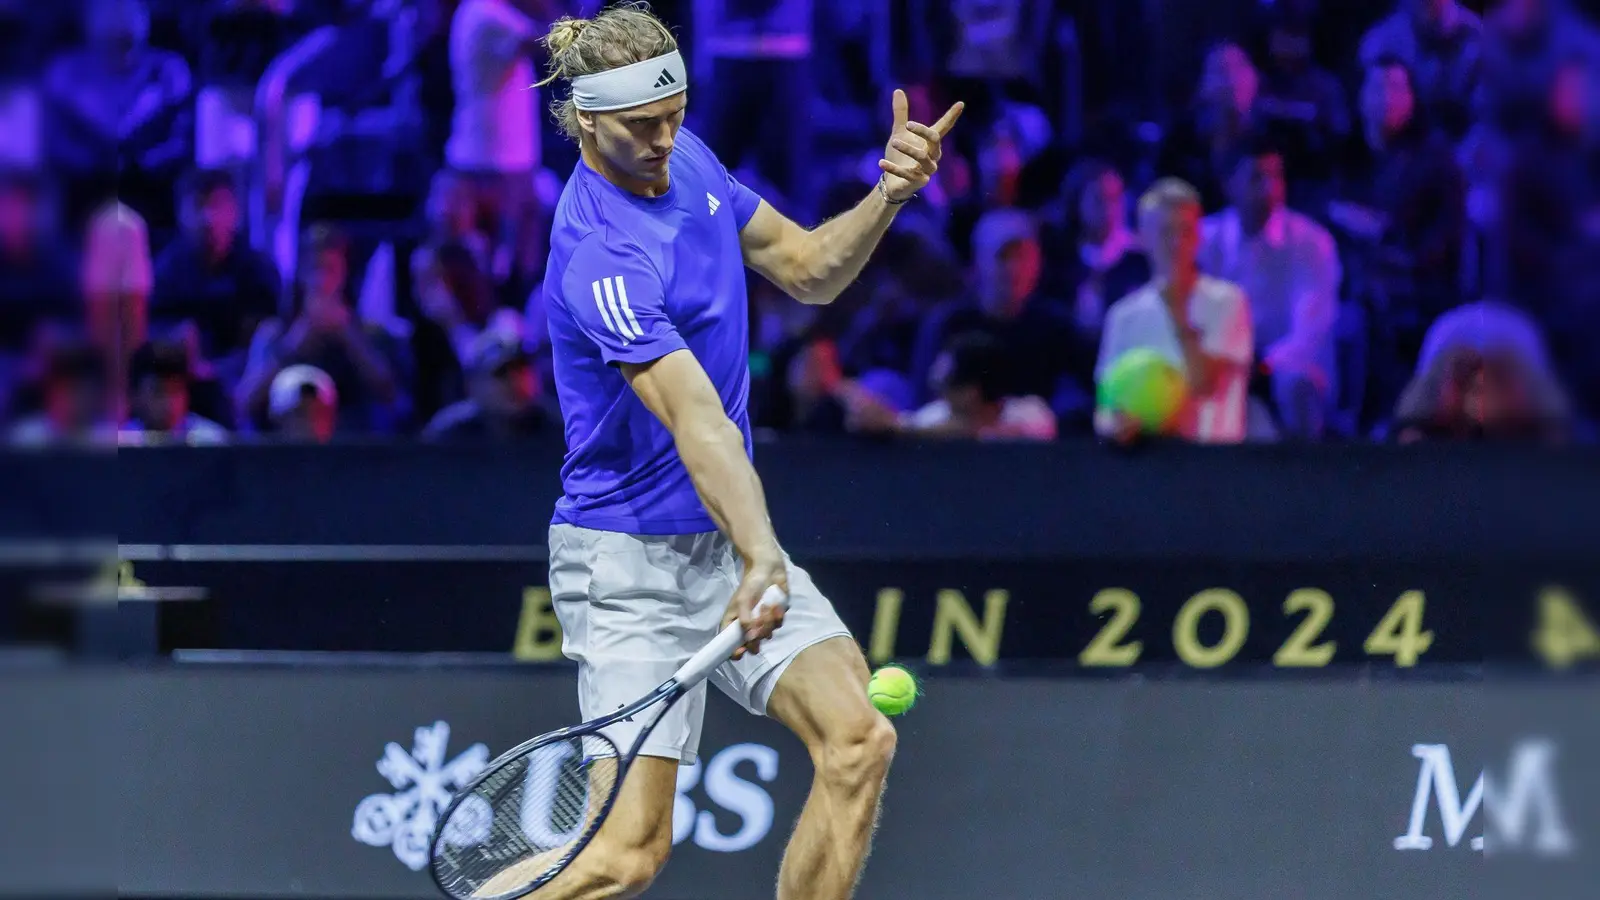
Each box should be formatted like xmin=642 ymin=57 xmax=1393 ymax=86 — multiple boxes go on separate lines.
xmin=433 ymin=736 xmax=620 ymax=899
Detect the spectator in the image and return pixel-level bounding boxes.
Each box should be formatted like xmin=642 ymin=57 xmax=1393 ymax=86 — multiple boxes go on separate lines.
xmin=43 ymin=0 xmax=193 ymax=225
xmin=1043 ymin=160 xmax=1150 ymax=397
xmin=0 ymin=170 xmax=77 ymax=388
xmin=1334 ymin=54 xmax=1467 ymax=409
xmin=909 ymin=208 xmax=1072 ymax=407
xmin=266 ymin=363 xmax=337 ymax=444
xmin=410 ymin=171 xmax=514 ymax=422
xmin=236 ymin=225 xmax=411 ymax=435
xmin=1392 ymin=302 xmax=1574 ymax=443
xmin=151 ymin=169 xmax=281 ymax=367
xmin=1493 ymin=57 xmax=1600 ymax=417
xmin=82 ymin=200 xmax=153 ymax=421
xmin=1157 ymin=41 xmax=1263 ymax=211
xmin=696 ymin=0 xmax=819 ymax=219
xmin=849 ymin=332 xmax=1056 ymax=441
xmin=1480 ymin=0 xmax=1600 ymax=138
xmin=1200 ymin=138 xmax=1341 ymax=440
xmin=118 ymin=339 xmax=228 ymax=445
xmin=421 ymin=327 xmax=555 ymax=441
xmin=446 ymin=0 xmax=553 ymax=286
xmin=8 ymin=340 xmax=115 ymax=446
xmin=781 ymin=336 xmax=848 ymax=434
xmin=1096 ymin=178 xmax=1253 ymax=445
xmin=1358 ymin=0 xmax=1482 ymax=138
xmin=1252 ymin=6 xmax=1352 ymax=191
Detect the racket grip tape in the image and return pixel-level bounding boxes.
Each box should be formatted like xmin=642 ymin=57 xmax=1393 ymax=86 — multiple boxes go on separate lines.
xmin=671 ymin=586 xmax=789 ymax=688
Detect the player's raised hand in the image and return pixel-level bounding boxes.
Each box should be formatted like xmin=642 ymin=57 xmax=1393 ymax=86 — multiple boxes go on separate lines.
xmin=878 ymin=88 xmax=964 ymax=203
xmin=723 ymin=553 xmax=789 ymax=660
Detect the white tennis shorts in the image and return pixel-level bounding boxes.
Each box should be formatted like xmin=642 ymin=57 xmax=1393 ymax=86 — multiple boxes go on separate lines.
xmin=547 ymin=524 xmax=852 ymax=764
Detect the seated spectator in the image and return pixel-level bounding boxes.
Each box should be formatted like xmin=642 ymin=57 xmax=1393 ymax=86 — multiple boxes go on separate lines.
xmin=1493 ymin=57 xmax=1600 ymax=415
xmin=782 ymin=336 xmax=848 ymax=434
xmin=0 ymin=170 xmax=78 ymax=390
xmin=8 ymin=340 xmax=116 ymax=446
xmin=1156 ymin=42 xmax=1264 ymax=212
xmin=1096 ymin=178 xmax=1254 ymax=445
xmin=43 ymin=0 xmax=192 ymax=225
xmin=1335 ymin=55 xmax=1467 ymax=408
xmin=1200 ymin=137 xmax=1341 ymax=440
xmin=1042 ymin=159 xmax=1150 ymax=394
xmin=421 ymin=328 xmax=555 ymax=442
xmin=1391 ymin=321 xmax=1573 ymax=444
xmin=1252 ymin=6 xmax=1352 ymax=190
xmin=118 ymin=340 xmax=228 ymax=445
xmin=266 ymin=363 xmax=337 ymax=444
xmin=151 ymin=169 xmax=281 ymax=370
xmin=1359 ymin=0 xmax=1482 ymax=138
xmin=909 ymin=209 xmax=1072 ymax=407
xmin=236 ymin=225 xmax=412 ymax=435
xmin=1480 ymin=0 xmax=1600 ymax=138
xmin=848 ymin=332 xmax=1056 ymax=442
xmin=410 ymin=169 xmax=502 ymax=421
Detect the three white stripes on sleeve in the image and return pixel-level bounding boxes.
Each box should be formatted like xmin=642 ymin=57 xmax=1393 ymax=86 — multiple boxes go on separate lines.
xmin=591 ymin=276 xmax=644 ymax=343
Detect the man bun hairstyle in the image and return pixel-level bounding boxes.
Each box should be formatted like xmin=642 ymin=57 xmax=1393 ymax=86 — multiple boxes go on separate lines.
xmin=534 ymin=2 xmax=678 ymax=141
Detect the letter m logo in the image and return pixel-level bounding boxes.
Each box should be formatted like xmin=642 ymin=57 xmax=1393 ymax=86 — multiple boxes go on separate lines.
xmin=1394 ymin=741 xmax=1574 ymax=856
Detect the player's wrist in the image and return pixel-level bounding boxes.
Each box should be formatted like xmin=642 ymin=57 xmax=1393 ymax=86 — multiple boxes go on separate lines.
xmin=877 ymin=175 xmax=912 ymax=206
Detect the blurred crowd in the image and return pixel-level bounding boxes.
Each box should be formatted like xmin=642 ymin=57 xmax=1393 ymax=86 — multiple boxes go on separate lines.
xmin=0 ymin=0 xmax=1596 ymax=447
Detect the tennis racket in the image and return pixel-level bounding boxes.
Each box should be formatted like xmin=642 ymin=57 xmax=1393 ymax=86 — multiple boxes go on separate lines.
xmin=427 ymin=586 xmax=789 ymax=900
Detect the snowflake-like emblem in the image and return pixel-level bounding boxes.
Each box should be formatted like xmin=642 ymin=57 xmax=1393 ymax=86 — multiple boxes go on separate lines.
xmin=352 ymin=721 xmax=490 ymax=871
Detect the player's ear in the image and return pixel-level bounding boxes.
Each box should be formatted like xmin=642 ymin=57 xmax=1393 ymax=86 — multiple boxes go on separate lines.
xmin=577 ymin=109 xmax=597 ymax=137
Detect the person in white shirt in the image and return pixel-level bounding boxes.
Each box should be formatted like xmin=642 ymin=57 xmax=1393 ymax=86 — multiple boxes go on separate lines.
xmin=1200 ymin=139 xmax=1341 ymax=440
xmin=1096 ymin=178 xmax=1254 ymax=444
xmin=445 ymin=0 xmax=552 ymax=280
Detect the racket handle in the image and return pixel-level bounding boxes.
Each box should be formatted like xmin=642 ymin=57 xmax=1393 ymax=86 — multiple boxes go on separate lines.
xmin=672 ymin=586 xmax=789 ymax=688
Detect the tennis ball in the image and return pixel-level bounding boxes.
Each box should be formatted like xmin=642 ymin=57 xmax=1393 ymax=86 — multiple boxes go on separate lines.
xmin=1097 ymin=348 xmax=1188 ymax=431
xmin=867 ymin=665 xmax=919 ymax=716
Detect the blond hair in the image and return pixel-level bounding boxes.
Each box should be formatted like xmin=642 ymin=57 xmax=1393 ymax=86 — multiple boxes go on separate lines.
xmin=535 ymin=2 xmax=678 ymax=141
xmin=1137 ymin=177 xmax=1202 ymax=221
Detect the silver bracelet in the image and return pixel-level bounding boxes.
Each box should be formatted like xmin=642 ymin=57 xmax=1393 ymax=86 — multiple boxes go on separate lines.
xmin=877 ymin=175 xmax=910 ymax=206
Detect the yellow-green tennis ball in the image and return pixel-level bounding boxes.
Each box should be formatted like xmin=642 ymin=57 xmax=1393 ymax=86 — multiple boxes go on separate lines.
xmin=867 ymin=665 xmax=918 ymax=716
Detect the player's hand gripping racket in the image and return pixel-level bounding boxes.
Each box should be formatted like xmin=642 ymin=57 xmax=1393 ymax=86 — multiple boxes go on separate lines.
xmin=427 ymin=586 xmax=789 ymax=900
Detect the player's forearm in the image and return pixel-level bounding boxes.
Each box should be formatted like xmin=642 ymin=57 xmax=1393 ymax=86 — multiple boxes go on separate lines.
xmin=673 ymin=417 xmax=783 ymax=564
xmin=790 ymin=185 xmax=900 ymax=305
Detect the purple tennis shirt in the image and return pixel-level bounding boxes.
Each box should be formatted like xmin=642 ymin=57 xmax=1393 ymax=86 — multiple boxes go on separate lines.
xmin=544 ymin=128 xmax=764 ymax=534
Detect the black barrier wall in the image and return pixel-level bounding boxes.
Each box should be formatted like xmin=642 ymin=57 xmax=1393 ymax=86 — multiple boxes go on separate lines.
xmin=0 ymin=665 xmax=1585 ymax=900
xmin=6 ymin=443 xmax=1599 ymax=667
xmin=7 ymin=441 xmax=1600 ymax=559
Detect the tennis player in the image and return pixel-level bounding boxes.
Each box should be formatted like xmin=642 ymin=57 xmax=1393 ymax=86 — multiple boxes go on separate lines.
xmin=534 ymin=3 xmax=960 ymax=898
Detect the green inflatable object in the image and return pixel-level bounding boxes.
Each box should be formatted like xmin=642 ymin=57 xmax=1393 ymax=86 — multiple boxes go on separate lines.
xmin=1098 ymin=348 xmax=1188 ymax=430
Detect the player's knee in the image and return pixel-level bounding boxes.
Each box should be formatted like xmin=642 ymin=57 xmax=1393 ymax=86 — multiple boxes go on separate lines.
xmin=817 ymin=711 xmax=896 ymax=794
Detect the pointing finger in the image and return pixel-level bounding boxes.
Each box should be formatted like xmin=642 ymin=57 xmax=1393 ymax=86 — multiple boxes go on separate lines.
xmin=890 ymin=137 xmax=931 ymax=164
xmin=892 ymin=88 xmax=908 ymax=131
xmin=905 ymin=121 xmax=943 ymax=146
xmin=932 ymin=101 xmax=966 ymax=137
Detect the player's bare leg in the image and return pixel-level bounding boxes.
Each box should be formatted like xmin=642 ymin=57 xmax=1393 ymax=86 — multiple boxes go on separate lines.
xmin=766 ymin=636 xmax=897 ymax=900
xmin=490 ymin=756 xmax=677 ymax=900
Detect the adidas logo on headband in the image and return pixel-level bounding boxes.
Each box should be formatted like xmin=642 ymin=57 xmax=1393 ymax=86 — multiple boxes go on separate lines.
xmin=652 ymin=69 xmax=676 ymax=89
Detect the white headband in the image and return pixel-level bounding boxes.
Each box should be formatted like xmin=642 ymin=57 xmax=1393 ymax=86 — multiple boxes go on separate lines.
xmin=568 ymin=50 xmax=687 ymax=112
